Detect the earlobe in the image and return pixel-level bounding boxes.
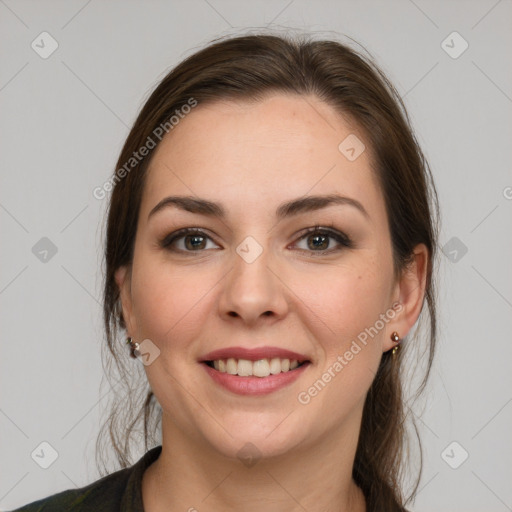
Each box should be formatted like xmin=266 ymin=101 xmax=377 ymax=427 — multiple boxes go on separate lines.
xmin=384 ymin=244 xmax=429 ymax=352
xmin=114 ymin=265 xmax=135 ymax=336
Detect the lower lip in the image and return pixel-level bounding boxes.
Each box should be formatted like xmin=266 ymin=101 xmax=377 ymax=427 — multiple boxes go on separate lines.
xmin=201 ymin=362 xmax=310 ymax=396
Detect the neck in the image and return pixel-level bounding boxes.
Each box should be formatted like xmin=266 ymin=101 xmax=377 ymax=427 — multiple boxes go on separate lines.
xmin=142 ymin=412 xmax=366 ymax=512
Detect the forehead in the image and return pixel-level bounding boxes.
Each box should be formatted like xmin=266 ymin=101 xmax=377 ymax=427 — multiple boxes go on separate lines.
xmin=141 ymin=93 xmax=384 ymax=223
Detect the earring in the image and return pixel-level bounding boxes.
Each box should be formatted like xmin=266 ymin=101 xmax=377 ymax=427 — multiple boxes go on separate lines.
xmin=390 ymin=331 xmax=401 ymax=355
xmin=126 ymin=337 xmax=140 ymax=358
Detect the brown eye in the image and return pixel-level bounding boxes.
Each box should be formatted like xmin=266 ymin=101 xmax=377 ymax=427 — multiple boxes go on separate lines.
xmin=307 ymin=233 xmax=330 ymax=251
xmin=183 ymin=234 xmax=207 ymax=250
xmin=160 ymin=229 xmax=219 ymax=253
xmin=160 ymin=226 xmax=353 ymax=256
xmin=293 ymin=226 xmax=353 ymax=255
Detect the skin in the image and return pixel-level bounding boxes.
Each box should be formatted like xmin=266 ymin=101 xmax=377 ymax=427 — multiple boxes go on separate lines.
xmin=116 ymin=93 xmax=428 ymax=512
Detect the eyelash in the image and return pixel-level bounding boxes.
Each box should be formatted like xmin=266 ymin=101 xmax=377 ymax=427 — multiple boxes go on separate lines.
xmin=159 ymin=224 xmax=354 ymax=256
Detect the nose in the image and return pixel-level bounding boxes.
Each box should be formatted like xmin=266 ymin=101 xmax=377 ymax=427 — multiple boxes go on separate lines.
xmin=217 ymin=244 xmax=289 ymax=327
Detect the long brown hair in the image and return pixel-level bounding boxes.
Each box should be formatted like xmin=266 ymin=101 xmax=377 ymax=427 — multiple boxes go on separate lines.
xmin=97 ymin=32 xmax=439 ymax=511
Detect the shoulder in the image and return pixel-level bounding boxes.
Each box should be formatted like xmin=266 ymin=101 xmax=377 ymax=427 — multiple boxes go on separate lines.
xmin=10 ymin=446 xmax=162 ymax=512
xmin=10 ymin=469 xmax=131 ymax=512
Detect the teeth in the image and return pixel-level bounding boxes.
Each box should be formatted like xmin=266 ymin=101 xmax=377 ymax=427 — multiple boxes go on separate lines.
xmin=226 ymin=358 xmax=237 ymax=375
xmin=210 ymin=357 xmax=304 ymax=377
xmin=269 ymin=357 xmax=282 ymax=375
xmin=237 ymin=359 xmax=252 ymax=377
xmin=253 ymin=359 xmax=270 ymax=377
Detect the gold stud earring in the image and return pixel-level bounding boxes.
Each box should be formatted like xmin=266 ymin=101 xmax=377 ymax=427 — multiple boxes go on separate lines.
xmin=390 ymin=331 xmax=401 ymax=355
xmin=126 ymin=337 xmax=140 ymax=358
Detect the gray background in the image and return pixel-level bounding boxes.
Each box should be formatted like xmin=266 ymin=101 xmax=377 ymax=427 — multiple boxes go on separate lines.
xmin=1 ymin=1 xmax=511 ymax=510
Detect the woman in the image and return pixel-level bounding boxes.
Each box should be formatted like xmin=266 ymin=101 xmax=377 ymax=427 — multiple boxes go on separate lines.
xmin=13 ymin=32 xmax=439 ymax=512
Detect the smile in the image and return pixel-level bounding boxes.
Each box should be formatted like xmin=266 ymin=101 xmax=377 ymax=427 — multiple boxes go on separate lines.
xmin=199 ymin=346 xmax=311 ymax=395
xmin=205 ymin=357 xmax=306 ymax=377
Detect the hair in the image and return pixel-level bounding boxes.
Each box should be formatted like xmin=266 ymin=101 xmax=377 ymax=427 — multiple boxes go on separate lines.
xmin=97 ymin=31 xmax=439 ymax=512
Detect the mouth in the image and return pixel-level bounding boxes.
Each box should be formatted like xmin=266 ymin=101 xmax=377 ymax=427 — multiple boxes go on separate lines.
xmin=203 ymin=357 xmax=310 ymax=378
xmin=199 ymin=346 xmax=311 ymax=395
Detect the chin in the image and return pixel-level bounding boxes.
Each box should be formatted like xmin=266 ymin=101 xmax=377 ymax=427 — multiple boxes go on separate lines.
xmin=197 ymin=412 xmax=311 ymax=462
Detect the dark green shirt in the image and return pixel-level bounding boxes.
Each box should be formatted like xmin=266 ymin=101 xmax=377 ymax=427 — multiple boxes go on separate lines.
xmin=10 ymin=445 xmax=162 ymax=511
xmin=12 ymin=445 xmax=409 ymax=511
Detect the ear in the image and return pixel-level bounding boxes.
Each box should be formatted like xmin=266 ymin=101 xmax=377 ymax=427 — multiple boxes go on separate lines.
xmin=114 ymin=265 xmax=137 ymax=337
xmin=383 ymin=243 xmax=429 ymax=352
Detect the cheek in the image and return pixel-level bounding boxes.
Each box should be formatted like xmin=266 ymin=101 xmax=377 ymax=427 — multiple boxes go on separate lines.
xmin=130 ymin=253 xmax=217 ymax=345
xmin=295 ymin=260 xmax=391 ymax=352
xmin=312 ymin=272 xmax=389 ymax=392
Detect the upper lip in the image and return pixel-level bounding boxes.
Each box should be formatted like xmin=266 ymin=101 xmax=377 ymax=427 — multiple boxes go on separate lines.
xmin=200 ymin=346 xmax=310 ymax=363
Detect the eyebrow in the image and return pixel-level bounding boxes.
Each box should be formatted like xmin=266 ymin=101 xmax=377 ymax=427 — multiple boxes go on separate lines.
xmin=148 ymin=193 xmax=370 ymax=221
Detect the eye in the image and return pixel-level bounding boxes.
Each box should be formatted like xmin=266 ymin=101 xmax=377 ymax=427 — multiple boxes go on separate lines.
xmin=160 ymin=225 xmax=353 ymax=256
xmin=160 ymin=228 xmax=219 ymax=253
xmin=292 ymin=225 xmax=353 ymax=255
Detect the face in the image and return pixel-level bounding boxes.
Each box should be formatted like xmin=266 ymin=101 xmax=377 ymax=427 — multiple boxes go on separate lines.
xmin=116 ymin=93 xmax=414 ymax=460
